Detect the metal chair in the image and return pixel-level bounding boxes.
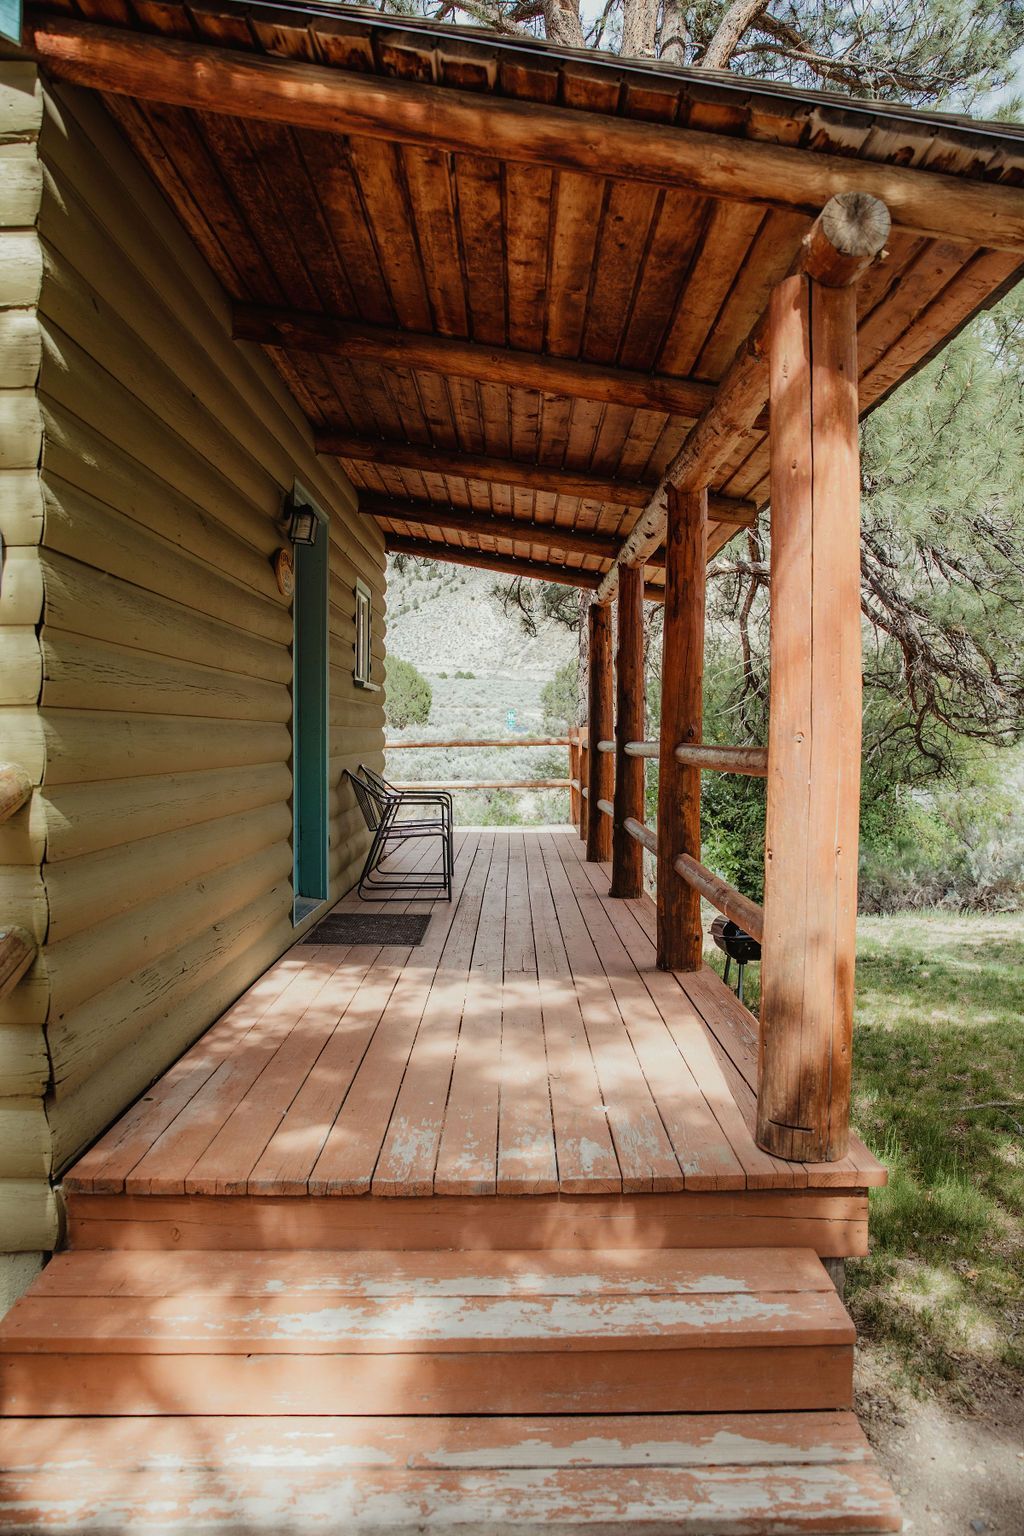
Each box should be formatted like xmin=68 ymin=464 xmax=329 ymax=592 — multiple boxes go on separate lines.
xmin=359 ymin=762 xmax=453 ymax=819
xmin=346 ymin=768 xmax=453 ymax=902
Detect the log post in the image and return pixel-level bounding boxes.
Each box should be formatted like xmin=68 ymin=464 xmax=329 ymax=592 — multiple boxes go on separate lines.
xmin=756 ymin=269 xmax=863 ymax=1164
xmin=578 ymin=732 xmax=589 ymax=843
xmin=568 ymin=732 xmax=580 ymax=829
xmin=610 ymin=564 xmax=645 ymax=897
xmin=585 ymin=602 xmax=613 ymax=863
xmin=656 ymin=485 xmax=707 ymax=970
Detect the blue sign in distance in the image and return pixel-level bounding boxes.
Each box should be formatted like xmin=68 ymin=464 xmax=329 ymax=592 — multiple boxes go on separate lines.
xmin=0 ymin=0 xmax=21 ymax=44
xmin=506 ymin=708 xmax=516 ymax=731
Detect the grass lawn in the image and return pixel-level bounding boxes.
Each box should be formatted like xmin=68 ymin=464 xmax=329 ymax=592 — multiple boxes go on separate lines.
xmin=708 ymin=911 xmax=1024 ymax=1405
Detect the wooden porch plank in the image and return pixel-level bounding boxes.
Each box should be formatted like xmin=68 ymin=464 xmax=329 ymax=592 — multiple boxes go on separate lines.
xmin=552 ymin=836 xmax=748 ymax=1193
xmin=433 ymin=834 xmax=508 ymax=1195
xmin=497 ymin=971 xmax=558 ymax=1195
xmin=522 ymin=832 xmax=621 ymax=1195
xmin=371 ymin=833 xmax=493 ymax=1197
xmin=539 ymin=833 xmax=684 ymax=1193
xmin=308 ymin=833 xmax=484 ymax=1196
xmin=562 ymin=836 xmax=803 ymax=1191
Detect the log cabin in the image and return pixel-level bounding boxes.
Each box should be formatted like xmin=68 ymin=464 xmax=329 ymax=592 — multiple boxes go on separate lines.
xmin=1 ymin=3 xmax=1022 ymax=1529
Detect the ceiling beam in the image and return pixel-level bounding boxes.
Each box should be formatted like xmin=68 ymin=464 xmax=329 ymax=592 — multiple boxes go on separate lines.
xmin=386 ymin=535 xmax=665 ymax=602
xmin=233 ymin=303 xmax=717 ymax=422
xmin=359 ymin=495 xmax=636 ymax=564
xmin=29 ymin=19 xmax=1024 ymax=253
xmin=597 ymin=193 xmax=891 ymax=601
xmin=319 ymin=432 xmax=756 ymax=525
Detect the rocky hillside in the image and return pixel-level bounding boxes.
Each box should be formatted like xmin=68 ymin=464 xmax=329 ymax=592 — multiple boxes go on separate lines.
xmin=382 ymin=555 xmax=577 ymax=822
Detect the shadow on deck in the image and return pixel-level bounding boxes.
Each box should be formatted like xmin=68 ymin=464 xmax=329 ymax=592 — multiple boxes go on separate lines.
xmin=62 ymin=826 xmax=884 ymax=1258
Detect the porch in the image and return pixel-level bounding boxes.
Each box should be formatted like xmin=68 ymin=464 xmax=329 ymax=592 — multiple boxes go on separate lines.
xmin=60 ymin=825 xmax=883 ymax=1241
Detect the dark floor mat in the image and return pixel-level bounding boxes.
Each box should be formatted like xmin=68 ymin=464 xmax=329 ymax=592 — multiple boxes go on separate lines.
xmin=300 ymin=912 xmax=432 ymax=946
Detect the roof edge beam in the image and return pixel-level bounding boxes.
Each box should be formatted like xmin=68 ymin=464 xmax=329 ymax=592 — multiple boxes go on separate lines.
xmin=320 ymin=432 xmax=755 ymax=526
xmin=384 ymin=535 xmax=665 ymax=602
xmin=360 ymin=495 xmax=641 ymax=564
xmin=28 ymin=18 xmax=1024 ymax=253
xmin=233 ymin=303 xmax=716 ymax=422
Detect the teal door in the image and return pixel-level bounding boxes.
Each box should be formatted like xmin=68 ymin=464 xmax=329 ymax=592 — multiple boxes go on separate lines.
xmin=292 ymin=493 xmax=329 ymax=921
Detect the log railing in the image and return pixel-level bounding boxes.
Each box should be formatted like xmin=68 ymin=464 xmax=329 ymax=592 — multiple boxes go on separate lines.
xmin=385 ymin=737 xmax=573 ymax=796
xmin=567 ymin=192 xmax=889 ymax=1167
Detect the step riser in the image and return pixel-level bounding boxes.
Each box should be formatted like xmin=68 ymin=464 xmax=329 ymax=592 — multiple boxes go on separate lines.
xmin=1 ymin=1345 xmax=853 ymax=1416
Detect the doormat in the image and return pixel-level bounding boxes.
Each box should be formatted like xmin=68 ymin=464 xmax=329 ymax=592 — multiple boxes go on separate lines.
xmin=301 ymin=912 xmax=432 ymax=946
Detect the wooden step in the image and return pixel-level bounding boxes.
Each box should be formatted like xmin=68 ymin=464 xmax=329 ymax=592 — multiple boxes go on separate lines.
xmin=0 ymin=1247 xmax=854 ymax=1416
xmin=0 ymin=1411 xmax=902 ymax=1532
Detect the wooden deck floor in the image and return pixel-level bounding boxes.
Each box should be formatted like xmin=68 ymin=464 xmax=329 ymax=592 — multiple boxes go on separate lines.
xmin=65 ymin=827 xmax=883 ymax=1208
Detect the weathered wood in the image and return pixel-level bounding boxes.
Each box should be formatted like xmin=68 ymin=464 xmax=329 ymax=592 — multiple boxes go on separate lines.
xmin=674 ymin=744 xmax=768 ymax=776
xmin=597 ymin=194 xmax=890 ymax=601
xmin=30 ymin=19 xmax=1024 ymax=252
xmin=235 ymin=303 xmax=717 ymax=420
xmin=363 ymin=496 xmax=625 ymax=562
xmin=610 ymin=564 xmax=645 ymax=899
xmin=0 ymin=764 xmax=32 ymax=825
xmin=674 ymin=855 xmax=764 ymax=944
xmin=387 ymin=738 xmax=569 ymax=750
xmin=595 ymin=798 xmax=614 ymax=818
xmin=758 ymin=273 xmax=862 ymax=1165
xmin=391 ymin=780 xmax=570 ymax=791
xmin=578 ymin=740 xmax=589 ymax=842
xmin=0 ymin=926 xmax=36 ymax=1000
xmin=385 ymin=536 xmax=603 ymax=591
xmin=586 ymin=604 xmax=613 ymax=864
xmin=657 ymin=487 xmax=707 ymax=972
xmin=568 ymin=735 xmax=581 ymax=828
xmin=330 ymin=433 xmax=753 ymax=522
xmin=624 ymin=817 xmax=658 ymax=855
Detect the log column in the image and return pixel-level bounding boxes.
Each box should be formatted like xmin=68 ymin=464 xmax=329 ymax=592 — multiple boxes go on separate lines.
xmin=757 ymin=269 xmax=863 ymax=1163
xmin=656 ymin=485 xmax=707 ymax=970
xmin=610 ymin=564 xmax=645 ymax=897
xmin=585 ymin=601 xmax=613 ymax=863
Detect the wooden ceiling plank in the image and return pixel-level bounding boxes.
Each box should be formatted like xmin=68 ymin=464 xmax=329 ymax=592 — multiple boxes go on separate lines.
xmin=400 ymin=143 xmax=469 ymax=338
xmin=694 ymin=208 xmax=808 ymax=380
xmin=32 ymin=19 xmax=1024 ymax=251
xmin=597 ymin=191 xmax=891 ymax=600
xmin=231 ymin=303 xmax=720 ymax=420
xmin=657 ymin=201 xmax=766 ymax=377
xmin=345 ymin=136 xmax=433 ymax=331
xmin=618 ymin=189 xmax=709 ymax=373
xmin=291 ymin=129 xmax=395 ymax=325
xmin=504 ymin=162 xmax=554 ymax=353
xmin=582 ymin=179 xmax=663 ymax=366
xmin=546 ymin=170 xmax=605 ymax=360
xmin=454 ymin=154 xmax=507 ymax=347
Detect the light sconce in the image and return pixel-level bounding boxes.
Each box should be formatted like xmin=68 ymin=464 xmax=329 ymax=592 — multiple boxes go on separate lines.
xmin=286 ymin=496 xmax=319 ymax=546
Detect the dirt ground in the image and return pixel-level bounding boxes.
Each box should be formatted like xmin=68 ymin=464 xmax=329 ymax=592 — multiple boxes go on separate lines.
xmin=857 ymin=1351 xmax=1024 ymax=1533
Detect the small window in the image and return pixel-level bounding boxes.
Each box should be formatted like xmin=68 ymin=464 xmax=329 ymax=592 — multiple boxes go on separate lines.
xmin=354 ymin=579 xmax=372 ymax=686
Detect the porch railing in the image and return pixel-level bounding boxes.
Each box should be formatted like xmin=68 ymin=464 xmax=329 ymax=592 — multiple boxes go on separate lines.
xmin=384 ymin=737 xmax=572 ymax=795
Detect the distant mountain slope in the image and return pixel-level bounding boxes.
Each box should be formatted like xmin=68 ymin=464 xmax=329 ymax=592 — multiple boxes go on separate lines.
xmin=383 ymin=556 xmax=577 ymax=822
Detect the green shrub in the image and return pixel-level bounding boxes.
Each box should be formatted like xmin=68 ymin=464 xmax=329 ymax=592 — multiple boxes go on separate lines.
xmin=541 ymin=659 xmax=579 ymax=734
xmin=384 ymin=657 xmax=432 ymax=731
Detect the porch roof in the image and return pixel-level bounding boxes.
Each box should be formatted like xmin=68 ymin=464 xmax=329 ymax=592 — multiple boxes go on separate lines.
xmin=26 ymin=0 xmax=1024 ymax=591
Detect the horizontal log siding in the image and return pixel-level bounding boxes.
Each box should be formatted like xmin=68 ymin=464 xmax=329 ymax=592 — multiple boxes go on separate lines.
xmin=0 ymin=70 xmax=385 ymax=1272
xmin=0 ymin=63 xmax=58 ymax=1275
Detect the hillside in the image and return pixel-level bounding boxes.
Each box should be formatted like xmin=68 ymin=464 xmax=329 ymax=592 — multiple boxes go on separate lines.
xmin=383 ymin=556 xmax=577 ymax=823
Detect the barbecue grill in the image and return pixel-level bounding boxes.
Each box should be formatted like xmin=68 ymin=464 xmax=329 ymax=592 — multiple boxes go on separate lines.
xmin=710 ymin=915 xmax=762 ymax=1005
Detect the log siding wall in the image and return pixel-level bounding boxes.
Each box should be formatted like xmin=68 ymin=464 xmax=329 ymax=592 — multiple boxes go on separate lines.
xmin=0 ymin=64 xmax=386 ymax=1283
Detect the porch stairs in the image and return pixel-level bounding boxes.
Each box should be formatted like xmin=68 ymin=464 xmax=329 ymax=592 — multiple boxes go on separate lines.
xmin=0 ymin=1243 xmax=901 ymax=1533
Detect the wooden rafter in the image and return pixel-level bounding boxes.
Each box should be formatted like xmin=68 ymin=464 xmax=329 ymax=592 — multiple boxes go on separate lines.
xmin=233 ymin=304 xmax=718 ymax=422
xmin=359 ymin=495 xmax=640 ymax=564
xmin=30 ymin=18 xmax=1024 ymax=252
xmin=597 ymin=193 xmax=891 ymax=601
xmin=384 ymin=535 xmax=665 ymax=602
xmin=322 ymin=433 xmax=755 ymax=524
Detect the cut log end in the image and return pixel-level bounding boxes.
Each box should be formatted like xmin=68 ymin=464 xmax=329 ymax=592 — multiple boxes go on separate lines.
xmin=0 ymin=926 xmax=38 ymax=1001
xmin=0 ymin=763 xmax=33 ymax=824
xmin=802 ymin=193 xmax=891 ymax=287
